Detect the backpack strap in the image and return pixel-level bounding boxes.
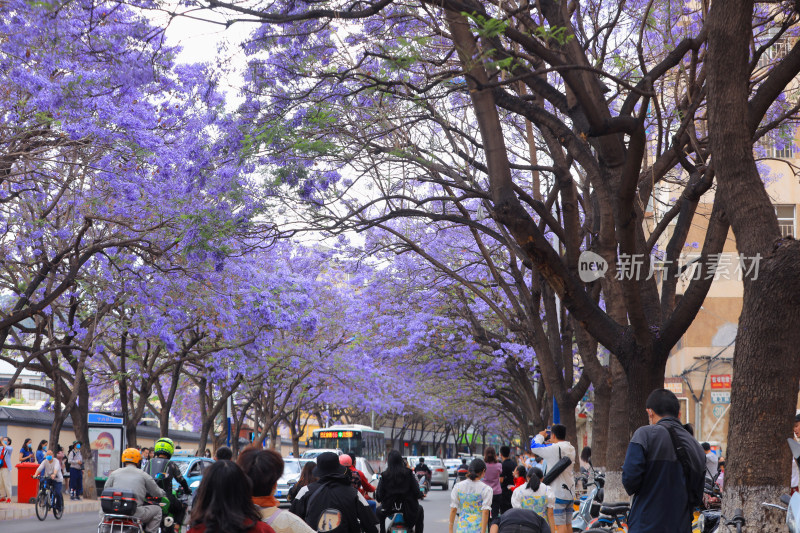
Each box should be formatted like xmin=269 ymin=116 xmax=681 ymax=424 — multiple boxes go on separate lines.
xmin=660 ymin=421 xmax=692 ymax=484
xmin=264 ymin=508 xmax=283 ymax=526
xmin=659 ymin=420 xmax=696 ymax=514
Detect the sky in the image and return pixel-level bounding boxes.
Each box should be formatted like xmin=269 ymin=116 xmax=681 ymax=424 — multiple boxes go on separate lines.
xmin=149 ymin=3 xmax=253 ymax=104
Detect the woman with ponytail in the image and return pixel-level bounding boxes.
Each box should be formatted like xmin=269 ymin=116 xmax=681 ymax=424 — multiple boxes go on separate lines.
xmin=448 ymin=458 xmax=493 ymax=533
xmin=510 ymin=467 xmax=555 ymax=531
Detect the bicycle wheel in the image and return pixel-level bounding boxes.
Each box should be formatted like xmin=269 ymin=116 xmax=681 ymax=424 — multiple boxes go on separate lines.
xmin=52 ymin=493 xmax=63 ymax=520
xmin=35 ymin=492 xmax=49 ymax=521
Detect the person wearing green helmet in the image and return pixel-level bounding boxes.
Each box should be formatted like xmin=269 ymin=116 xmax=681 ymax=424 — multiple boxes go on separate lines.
xmin=147 ymin=437 xmax=191 ymax=527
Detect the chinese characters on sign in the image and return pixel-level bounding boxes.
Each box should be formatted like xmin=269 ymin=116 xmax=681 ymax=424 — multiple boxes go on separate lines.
xmin=710 ymin=391 xmax=731 ymax=404
xmin=664 ymin=380 xmax=684 ymax=395
xmin=710 ymin=375 xmax=732 ymax=389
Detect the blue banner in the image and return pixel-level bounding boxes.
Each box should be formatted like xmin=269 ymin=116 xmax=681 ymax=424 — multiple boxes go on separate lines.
xmin=88 ymin=413 xmax=123 ymax=425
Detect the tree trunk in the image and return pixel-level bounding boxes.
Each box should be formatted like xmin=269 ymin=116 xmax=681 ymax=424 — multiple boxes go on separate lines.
xmin=71 ymin=383 xmax=96 ymax=499
xmin=624 ymin=353 xmax=667 ymax=436
xmin=707 ymin=2 xmax=800 ymax=529
xmin=49 ymin=412 xmax=67 ymax=451
xmin=604 ymin=356 xmax=630 ymax=502
xmin=119 ymin=332 xmax=134 ymax=447
xmin=270 ymin=426 xmax=279 ymax=451
xmin=591 ymin=379 xmax=611 ymax=469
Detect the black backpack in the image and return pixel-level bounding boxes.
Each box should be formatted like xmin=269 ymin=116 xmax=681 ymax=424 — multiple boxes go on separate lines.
xmin=349 ymin=469 xmax=362 ymax=491
xmin=660 ymin=420 xmax=704 ymax=510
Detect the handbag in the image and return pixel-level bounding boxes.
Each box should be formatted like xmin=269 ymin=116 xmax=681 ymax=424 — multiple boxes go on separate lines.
xmin=542 ymin=445 xmax=572 ymax=486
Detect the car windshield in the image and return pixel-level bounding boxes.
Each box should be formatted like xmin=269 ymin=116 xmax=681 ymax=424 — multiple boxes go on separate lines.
xmin=176 ymin=462 xmax=189 ymax=476
xmin=284 ymin=460 xmax=302 ymax=475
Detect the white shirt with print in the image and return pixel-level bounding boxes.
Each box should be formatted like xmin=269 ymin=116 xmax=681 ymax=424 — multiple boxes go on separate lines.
xmin=511 ymin=482 xmax=555 ymax=518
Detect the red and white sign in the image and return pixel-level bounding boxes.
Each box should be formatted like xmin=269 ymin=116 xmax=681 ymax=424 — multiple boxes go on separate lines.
xmin=710 ymin=374 xmax=732 ymax=389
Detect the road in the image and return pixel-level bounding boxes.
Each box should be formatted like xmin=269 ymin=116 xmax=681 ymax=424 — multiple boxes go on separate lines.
xmin=4 ymin=479 xmax=455 ymax=533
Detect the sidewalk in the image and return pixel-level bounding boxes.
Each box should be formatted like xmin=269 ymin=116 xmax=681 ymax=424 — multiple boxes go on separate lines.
xmin=0 ymin=498 xmax=99 ymax=520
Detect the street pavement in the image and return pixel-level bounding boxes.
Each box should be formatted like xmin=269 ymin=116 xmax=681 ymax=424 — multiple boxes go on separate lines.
xmin=3 ymin=479 xmax=455 ymax=533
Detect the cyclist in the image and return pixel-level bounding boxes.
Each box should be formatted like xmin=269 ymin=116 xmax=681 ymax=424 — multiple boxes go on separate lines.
xmin=147 ymin=437 xmax=191 ymax=526
xmin=33 ymin=451 xmax=64 ymax=513
xmin=105 ymin=448 xmax=164 ymax=533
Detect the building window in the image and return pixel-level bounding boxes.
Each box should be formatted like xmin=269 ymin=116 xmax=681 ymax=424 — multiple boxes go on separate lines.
xmin=761 ymin=140 xmax=795 ymax=159
xmin=758 ymin=29 xmax=791 ymax=69
xmin=776 ymin=205 xmax=796 ymax=238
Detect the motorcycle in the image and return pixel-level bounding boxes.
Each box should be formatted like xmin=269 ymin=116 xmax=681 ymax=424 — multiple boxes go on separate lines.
xmin=415 ymin=472 xmax=430 ymax=498
xmin=455 ymin=465 xmax=469 ymax=483
xmin=146 ymin=457 xmax=191 ymax=533
xmin=146 ymin=488 xmax=191 ymax=533
xmin=385 ymin=502 xmax=413 ymax=533
xmin=571 ymin=472 xmax=604 ymax=532
xmin=98 ymin=488 xmax=144 ymax=533
xmin=692 ymin=473 xmax=723 ymax=533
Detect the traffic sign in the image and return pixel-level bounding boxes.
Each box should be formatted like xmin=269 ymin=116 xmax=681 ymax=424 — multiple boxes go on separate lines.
xmin=710 ymin=391 xmax=730 ymax=404
xmin=713 ymin=405 xmax=727 ymax=418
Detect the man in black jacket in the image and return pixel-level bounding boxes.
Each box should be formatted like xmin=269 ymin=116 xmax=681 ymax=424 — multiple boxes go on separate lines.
xmin=499 ymin=446 xmax=517 ymax=514
xmin=622 ymin=389 xmax=705 ymax=533
xmin=293 ymin=452 xmax=378 ymax=533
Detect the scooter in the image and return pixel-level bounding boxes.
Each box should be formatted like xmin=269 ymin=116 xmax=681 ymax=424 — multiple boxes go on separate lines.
xmin=571 ymin=472 xmax=604 ymax=532
xmin=146 ymin=488 xmax=191 ymax=533
xmin=385 ymin=502 xmax=413 ymax=533
xmin=98 ymin=488 xmax=144 ymax=533
xmin=693 ymin=473 xmax=723 ymax=533
xmin=758 ymin=438 xmax=800 ymax=533
xmin=146 ymin=457 xmax=191 ymax=533
xmin=415 ymin=472 xmax=430 ymax=497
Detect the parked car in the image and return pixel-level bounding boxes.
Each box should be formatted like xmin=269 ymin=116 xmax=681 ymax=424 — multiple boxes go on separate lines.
xmin=275 ymin=458 xmax=303 ymax=507
xmin=170 ymin=454 xmax=215 ymax=494
xmin=403 ymin=456 xmax=449 ymax=490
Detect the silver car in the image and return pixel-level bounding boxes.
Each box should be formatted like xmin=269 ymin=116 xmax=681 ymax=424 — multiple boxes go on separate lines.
xmin=444 ymin=458 xmax=463 ymax=478
xmin=404 ymin=456 xmax=449 ymax=490
xmin=275 ymin=458 xmax=303 ymax=507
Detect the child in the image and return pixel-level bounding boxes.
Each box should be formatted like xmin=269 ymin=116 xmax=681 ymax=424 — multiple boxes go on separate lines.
xmin=513 ymin=465 xmax=527 ymax=490
xmin=511 ymin=467 xmax=556 ymax=532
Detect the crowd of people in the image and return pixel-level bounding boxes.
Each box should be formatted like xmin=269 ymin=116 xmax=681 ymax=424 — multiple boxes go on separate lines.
xmin=0 ymin=435 xmax=85 ymax=506
xmin=5 ymin=388 xmax=766 ymax=533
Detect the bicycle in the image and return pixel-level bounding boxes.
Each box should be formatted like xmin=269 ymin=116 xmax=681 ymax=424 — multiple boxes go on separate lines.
xmin=35 ymin=476 xmax=64 ymax=521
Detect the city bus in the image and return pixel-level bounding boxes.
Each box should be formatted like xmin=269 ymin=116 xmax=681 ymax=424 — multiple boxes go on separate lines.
xmin=309 ymin=424 xmax=386 ymax=470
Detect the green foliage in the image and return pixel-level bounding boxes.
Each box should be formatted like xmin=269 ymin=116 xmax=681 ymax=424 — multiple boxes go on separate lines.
xmin=462 ymin=12 xmax=510 ymax=39
xmin=533 ymin=25 xmax=574 ymax=46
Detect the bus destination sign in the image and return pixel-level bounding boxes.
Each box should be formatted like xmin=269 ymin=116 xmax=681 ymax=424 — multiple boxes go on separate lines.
xmin=319 ymin=431 xmax=355 ymax=438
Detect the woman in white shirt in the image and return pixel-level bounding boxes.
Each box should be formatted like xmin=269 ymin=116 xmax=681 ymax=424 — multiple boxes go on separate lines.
xmin=511 ymin=467 xmax=555 ymax=531
xmin=449 ymin=458 xmax=493 ymax=533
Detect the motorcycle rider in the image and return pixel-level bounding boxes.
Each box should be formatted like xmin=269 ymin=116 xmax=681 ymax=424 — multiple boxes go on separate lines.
xmin=148 ymin=438 xmax=191 ymax=527
xmin=104 ymin=448 xmax=164 ymax=533
xmin=375 ymin=450 xmax=424 ymax=533
xmin=456 ymin=458 xmax=470 ymax=482
xmin=413 ymin=458 xmax=432 ymax=487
